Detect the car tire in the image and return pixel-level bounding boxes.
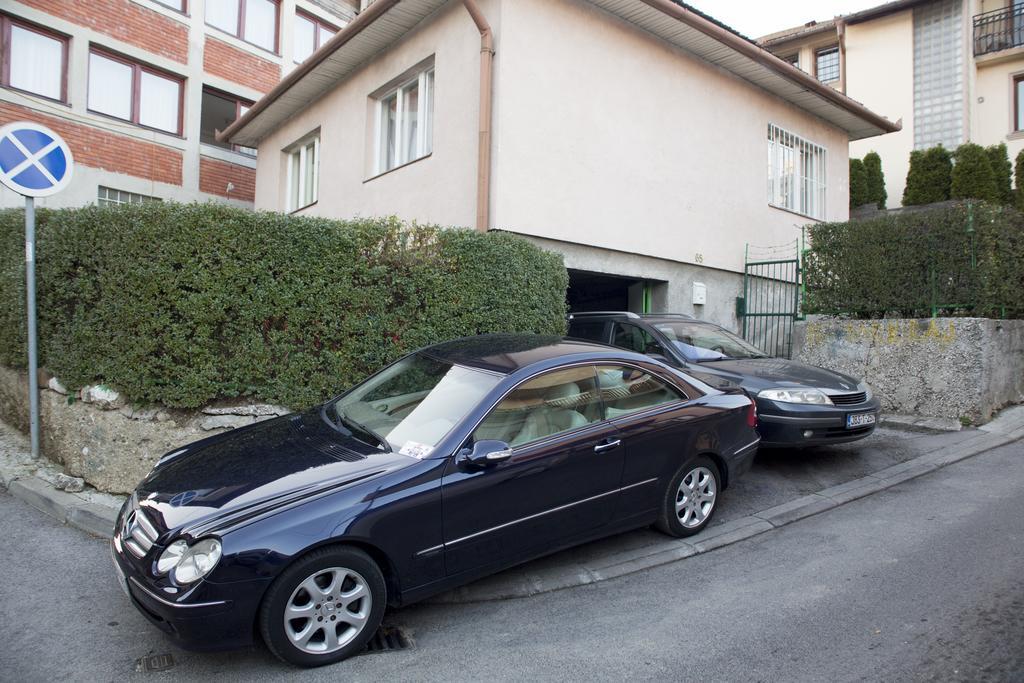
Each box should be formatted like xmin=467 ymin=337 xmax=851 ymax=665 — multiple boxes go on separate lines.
xmin=259 ymin=545 xmax=386 ymax=667
xmin=655 ymin=456 xmax=722 ymax=538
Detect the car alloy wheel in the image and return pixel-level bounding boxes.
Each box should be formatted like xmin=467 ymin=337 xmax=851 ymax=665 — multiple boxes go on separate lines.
xmin=283 ymin=567 xmax=372 ymax=654
xmin=656 ymin=456 xmax=721 ymax=538
xmin=675 ymin=466 xmax=717 ymax=529
xmin=261 ymin=546 xmax=386 ymax=667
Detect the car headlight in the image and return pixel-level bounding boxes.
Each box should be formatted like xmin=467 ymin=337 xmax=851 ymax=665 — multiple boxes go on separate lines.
xmin=156 ymin=539 xmax=189 ymax=574
xmin=758 ymin=388 xmax=833 ymax=405
xmin=157 ymin=538 xmax=222 ymax=584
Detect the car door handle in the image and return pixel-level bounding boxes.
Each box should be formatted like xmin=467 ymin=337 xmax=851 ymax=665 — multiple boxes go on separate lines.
xmin=594 ymin=439 xmax=622 ymax=453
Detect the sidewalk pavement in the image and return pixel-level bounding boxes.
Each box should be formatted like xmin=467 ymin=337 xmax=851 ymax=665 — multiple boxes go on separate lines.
xmin=2 ymin=407 xmax=1023 ymax=604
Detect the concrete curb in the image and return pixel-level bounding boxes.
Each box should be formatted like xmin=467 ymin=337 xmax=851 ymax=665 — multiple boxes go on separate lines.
xmin=6 ymin=476 xmax=118 ymax=538
xmin=2 ymin=406 xmax=1023 ymax=600
xmin=429 ymin=412 xmax=1024 ymax=604
xmin=880 ymin=414 xmax=963 ymax=434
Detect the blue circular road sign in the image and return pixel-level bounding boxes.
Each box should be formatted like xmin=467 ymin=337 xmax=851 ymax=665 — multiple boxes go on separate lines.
xmin=0 ymin=121 xmax=74 ymax=198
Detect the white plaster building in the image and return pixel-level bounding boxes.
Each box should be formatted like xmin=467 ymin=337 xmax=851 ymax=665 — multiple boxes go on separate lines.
xmin=223 ymin=0 xmax=899 ymax=326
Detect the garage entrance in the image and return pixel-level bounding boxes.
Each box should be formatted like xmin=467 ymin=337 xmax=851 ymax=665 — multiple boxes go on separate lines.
xmin=567 ymin=269 xmax=662 ymax=313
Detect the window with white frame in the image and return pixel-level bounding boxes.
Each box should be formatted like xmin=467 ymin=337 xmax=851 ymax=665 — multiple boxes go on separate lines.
xmin=97 ymin=186 xmax=161 ymax=206
xmin=767 ymin=124 xmax=827 ymax=220
xmin=286 ymin=135 xmax=319 ymax=211
xmin=376 ymin=66 xmax=434 ymax=174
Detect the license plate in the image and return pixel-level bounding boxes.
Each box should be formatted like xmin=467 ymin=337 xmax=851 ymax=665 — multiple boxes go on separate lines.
xmin=111 ymin=543 xmax=130 ymax=597
xmin=847 ymin=412 xmax=876 ymax=429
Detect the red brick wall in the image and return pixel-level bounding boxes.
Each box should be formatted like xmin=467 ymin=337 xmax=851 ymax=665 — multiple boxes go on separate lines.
xmin=0 ymin=102 xmax=183 ymax=185
xmin=18 ymin=0 xmax=188 ymax=64
xmin=204 ymin=37 xmax=281 ymax=94
xmin=199 ymin=156 xmax=256 ymax=202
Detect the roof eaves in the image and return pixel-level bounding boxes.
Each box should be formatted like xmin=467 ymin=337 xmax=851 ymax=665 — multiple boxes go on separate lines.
xmin=844 ymin=0 xmax=930 ymax=24
xmin=224 ymin=0 xmax=901 ymax=147
xmin=757 ymin=0 xmax=930 ymax=46
xmin=636 ymin=0 xmax=900 ymax=137
xmin=757 ymin=21 xmax=836 ymax=47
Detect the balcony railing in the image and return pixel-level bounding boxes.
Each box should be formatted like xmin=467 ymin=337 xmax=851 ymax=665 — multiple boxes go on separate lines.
xmin=974 ymin=5 xmax=1024 ymax=56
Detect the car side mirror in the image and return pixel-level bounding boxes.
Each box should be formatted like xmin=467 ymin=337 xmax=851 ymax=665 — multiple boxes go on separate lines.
xmin=461 ymin=440 xmax=513 ymax=467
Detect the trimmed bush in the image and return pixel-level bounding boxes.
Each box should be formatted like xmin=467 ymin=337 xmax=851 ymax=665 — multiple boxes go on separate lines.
xmin=803 ymin=201 xmax=1024 ymax=319
xmin=986 ymin=143 xmax=1013 ymax=205
xmin=863 ymin=151 xmax=887 ymax=209
xmin=0 ymin=203 xmax=568 ymax=408
xmin=849 ymin=158 xmax=869 ymax=209
xmin=903 ymin=146 xmax=952 ymax=206
xmin=951 ymin=143 xmax=999 ymax=203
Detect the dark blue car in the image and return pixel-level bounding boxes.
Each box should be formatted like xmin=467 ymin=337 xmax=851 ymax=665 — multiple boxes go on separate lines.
xmin=111 ymin=334 xmax=758 ymax=667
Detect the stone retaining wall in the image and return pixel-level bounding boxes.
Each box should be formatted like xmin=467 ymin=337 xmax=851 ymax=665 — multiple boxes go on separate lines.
xmin=793 ymin=317 xmax=1024 ymax=423
xmin=0 ymin=367 xmax=289 ymax=494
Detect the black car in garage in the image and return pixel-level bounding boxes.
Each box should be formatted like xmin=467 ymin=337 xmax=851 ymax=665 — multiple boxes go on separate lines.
xmin=567 ymin=312 xmax=880 ymax=447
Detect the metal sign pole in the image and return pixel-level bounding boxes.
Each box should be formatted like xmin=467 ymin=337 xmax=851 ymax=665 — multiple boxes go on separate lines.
xmin=25 ymin=196 xmax=39 ymax=458
xmin=0 ymin=121 xmax=73 ymax=460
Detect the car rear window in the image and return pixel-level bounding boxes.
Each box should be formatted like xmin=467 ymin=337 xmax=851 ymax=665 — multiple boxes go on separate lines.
xmin=567 ymin=320 xmax=607 ymax=343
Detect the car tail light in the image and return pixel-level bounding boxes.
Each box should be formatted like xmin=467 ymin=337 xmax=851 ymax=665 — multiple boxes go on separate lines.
xmin=746 ymin=399 xmax=757 ymax=428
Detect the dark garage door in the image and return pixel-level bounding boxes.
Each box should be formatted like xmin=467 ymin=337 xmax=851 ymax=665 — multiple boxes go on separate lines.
xmin=568 ymin=270 xmax=643 ymax=313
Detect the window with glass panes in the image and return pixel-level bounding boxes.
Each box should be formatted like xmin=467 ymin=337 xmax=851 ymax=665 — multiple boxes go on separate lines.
xmin=87 ymin=49 xmax=183 ymax=135
xmin=0 ymin=15 xmax=68 ymax=102
xmin=294 ymin=10 xmax=338 ymax=63
xmin=153 ymin=0 xmax=186 ymax=11
xmin=97 ymin=186 xmax=161 ymax=206
xmin=287 ymin=135 xmax=319 ymax=211
xmin=815 ymin=46 xmax=840 ymax=83
xmin=206 ymin=0 xmax=279 ymax=53
xmin=767 ymin=123 xmax=827 ymax=220
xmin=201 ymin=88 xmax=256 ymax=155
xmin=1015 ymin=75 xmax=1024 ymax=132
xmin=376 ymin=67 xmax=434 ymax=174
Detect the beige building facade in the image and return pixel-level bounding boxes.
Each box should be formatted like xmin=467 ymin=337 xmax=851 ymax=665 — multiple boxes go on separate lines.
xmin=227 ymin=0 xmax=897 ymax=329
xmin=760 ymin=0 xmax=1024 ymax=208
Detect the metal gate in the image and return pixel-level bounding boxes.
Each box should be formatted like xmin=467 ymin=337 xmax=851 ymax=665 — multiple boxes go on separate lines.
xmin=739 ymin=240 xmax=802 ymax=358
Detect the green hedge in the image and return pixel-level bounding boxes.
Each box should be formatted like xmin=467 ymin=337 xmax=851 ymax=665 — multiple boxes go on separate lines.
xmin=803 ymin=201 xmax=1024 ymax=319
xmin=903 ymin=146 xmax=952 ymax=206
xmin=863 ymin=151 xmax=887 ymax=210
xmin=0 ymin=203 xmax=568 ymax=408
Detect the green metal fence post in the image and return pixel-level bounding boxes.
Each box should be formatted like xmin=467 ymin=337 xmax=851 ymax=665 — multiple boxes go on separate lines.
xmin=742 ymin=244 xmax=749 ymax=337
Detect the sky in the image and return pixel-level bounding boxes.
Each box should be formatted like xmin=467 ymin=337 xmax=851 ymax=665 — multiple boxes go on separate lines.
xmin=685 ymin=1 xmax=889 ymax=39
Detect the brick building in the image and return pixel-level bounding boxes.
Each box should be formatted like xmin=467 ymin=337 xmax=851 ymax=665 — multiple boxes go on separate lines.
xmin=0 ymin=0 xmax=356 ymax=209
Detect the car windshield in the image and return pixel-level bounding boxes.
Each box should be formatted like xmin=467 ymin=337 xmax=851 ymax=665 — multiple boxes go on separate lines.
xmin=328 ymin=353 xmax=501 ymax=457
xmin=652 ymin=321 xmax=768 ymax=361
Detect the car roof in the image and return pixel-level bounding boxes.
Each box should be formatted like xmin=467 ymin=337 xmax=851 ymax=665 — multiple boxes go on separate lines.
xmin=641 ymin=316 xmax=715 ymax=326
xmin=569 ymin=312 xmax=712 ymax=327
xmin=420 ymin=334 xmax=626 ymax=374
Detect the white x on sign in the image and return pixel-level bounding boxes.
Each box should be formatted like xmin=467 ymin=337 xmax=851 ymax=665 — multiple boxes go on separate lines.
xmin=0 ymin=121 xmax=74 ymax=198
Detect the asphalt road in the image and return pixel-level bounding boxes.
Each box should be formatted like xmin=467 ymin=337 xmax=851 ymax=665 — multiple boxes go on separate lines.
xmin=2 ymin=439 xmax=1022 ymax=682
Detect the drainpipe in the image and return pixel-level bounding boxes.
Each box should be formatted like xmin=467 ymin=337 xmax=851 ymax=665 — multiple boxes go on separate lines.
xmin=836 ymin=18 xmax=847 ymax=95
xmin=460 ymin=0 xmax=495 ymax=232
